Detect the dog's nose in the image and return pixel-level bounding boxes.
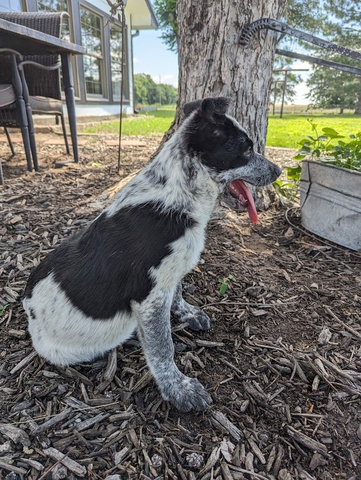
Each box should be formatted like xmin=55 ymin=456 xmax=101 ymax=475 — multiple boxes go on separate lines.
xmin=273 ymin=164 xmax=282 ymax=179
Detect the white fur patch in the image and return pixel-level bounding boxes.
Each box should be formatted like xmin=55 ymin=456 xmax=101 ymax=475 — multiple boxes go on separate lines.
xmin=24 ymin=274 xmax=135 ymax=366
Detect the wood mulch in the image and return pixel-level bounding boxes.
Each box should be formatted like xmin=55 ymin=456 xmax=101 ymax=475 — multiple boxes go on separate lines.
xmin=0 ymin=134 xmax=360 ymax=480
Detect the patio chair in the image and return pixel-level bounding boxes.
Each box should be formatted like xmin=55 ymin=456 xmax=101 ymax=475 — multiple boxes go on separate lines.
xmin=0 ymin=12 xmax=71 ymax=159
xmin=0 ymin=48 xmax=36 ymax=183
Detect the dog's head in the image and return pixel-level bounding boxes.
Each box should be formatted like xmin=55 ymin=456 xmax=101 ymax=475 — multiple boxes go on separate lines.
xmin=183 ymin=97 xmax=281 ymax=222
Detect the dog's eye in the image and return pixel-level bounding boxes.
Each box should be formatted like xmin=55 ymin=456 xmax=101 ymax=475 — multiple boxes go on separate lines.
xmin=244 ymin=146 xmax=252 ymax=156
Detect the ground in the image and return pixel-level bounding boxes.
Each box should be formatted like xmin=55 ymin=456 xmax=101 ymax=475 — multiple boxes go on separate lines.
xmin=0 ymin=133 xmax=360 ymax=480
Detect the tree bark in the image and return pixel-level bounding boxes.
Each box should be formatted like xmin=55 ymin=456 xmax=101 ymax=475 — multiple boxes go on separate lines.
xmin=176 ymin=0 xmax=287 ymax=152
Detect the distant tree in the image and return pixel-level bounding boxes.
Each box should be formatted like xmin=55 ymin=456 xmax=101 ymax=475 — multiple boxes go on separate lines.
xmin=158 ymin=83 xmax=178 ymax=104
xmin=306 ymin=63 xmax=360 ymax=113
xmin=153 ymin=0 xmax=178 ymax=52
xmin=305 ymin=19 xmax=361 ymax=114
xmin=134 ymin=73 xmax=157 ymax=104
xmin=134 ymin=73 xmax=177 ymax=105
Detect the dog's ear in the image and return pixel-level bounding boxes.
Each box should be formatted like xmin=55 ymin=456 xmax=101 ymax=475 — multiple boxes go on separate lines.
xmin=201 ymin=97 xmax=230 ymax=124
xmin=183 ymin=97 xmax=229 ymax=121
xmin=183 ymin=99 xmax=202 ymax=117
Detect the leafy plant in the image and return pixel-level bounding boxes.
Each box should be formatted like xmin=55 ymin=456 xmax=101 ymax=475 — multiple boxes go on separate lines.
xmin=274 ymin=119 xmax=361 ymax=200
xmin=0 ymin=304 xmax=9 ymax=317
xmin=295 ymin=119 xmax=361 ymax=172
xmin=218 ymin=274 xmax=234 ymax=295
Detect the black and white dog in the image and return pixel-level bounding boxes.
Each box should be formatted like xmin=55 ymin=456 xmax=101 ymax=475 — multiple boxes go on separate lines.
xmin=23 ymin=97 xmax=281 ymax=412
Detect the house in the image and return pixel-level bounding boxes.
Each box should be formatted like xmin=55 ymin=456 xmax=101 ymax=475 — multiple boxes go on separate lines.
xmin=0 ymin=0 xmax=158 ymax=115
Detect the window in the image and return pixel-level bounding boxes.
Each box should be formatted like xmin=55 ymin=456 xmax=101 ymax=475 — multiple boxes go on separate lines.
xmin=37 ymin=0 xmax=71 ymax=41
xmin=110 ymin=26 xmax=129 ymax=100
xmin=80 ymin=7 xmax=104 ymax=97
xmin=0 ymin=0 xmax=22 ymax=12
xmin=37 ymin=0 xmax=77 ymax=96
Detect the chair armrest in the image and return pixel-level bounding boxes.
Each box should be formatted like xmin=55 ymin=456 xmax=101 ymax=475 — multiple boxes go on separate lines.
xmin=19 ymin=60 xmax=61 ymax=71
xmin=0 ymin=48 xmax=23 ymax=100
xmin=0 ymin=47 xmax=22 ymax=58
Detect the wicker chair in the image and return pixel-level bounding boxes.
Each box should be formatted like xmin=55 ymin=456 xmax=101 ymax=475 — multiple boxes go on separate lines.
xmin=0 ymin=48 xmax=36 ymax=183
xmin=0 ymin=12 xmax=70 ymax=162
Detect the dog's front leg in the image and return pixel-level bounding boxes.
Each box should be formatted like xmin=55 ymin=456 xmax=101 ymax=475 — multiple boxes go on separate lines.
xmin=136 ymin=289 xmax=211 ymax=412
xmin=171 ymin=283 xmax=210 ymax=331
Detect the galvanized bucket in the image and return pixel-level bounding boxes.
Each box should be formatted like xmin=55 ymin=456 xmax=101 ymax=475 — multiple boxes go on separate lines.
xmin=300 ymin=160 xmax=361 ymax=251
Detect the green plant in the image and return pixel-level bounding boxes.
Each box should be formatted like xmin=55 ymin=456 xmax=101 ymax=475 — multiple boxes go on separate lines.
xmin=218 ymin=274 xmax=234 ymax=295
xmin=274 ymin=119 xmax=361 ymax=199
xmin=295 ymin=119 xmax=361 ymax=171
xmin=0 ymin=304 xmax=9 ymax=317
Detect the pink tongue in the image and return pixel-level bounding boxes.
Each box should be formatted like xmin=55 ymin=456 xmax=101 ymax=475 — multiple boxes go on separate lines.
xmin=228 ymin=180 xmax=258 ymax=223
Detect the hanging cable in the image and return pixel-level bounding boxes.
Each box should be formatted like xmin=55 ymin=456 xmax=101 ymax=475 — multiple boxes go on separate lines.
xmin=117 ymin=2 xmax=126 ymax=173
xmin=106 ymin=0 xmax=127 ymax=174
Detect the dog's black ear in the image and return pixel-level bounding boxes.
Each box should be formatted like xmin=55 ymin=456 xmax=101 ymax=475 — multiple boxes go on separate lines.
xmin=201 ymin=97 xmax=230 ymax=124
xmin=183 ymin=99 xmax=202 ymax=117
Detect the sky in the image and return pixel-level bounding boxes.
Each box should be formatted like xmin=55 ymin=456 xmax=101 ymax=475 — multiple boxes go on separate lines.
xmin=132 ymin=29 xmax=312 ymax=105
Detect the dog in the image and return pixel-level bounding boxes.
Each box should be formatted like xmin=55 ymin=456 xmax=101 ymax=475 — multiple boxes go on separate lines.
xmin=23 ymin=97 xmax=281 ymax=412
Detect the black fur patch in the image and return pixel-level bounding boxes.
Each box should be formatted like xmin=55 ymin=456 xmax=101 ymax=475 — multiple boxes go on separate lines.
xmin=185 ymin=114 xmax=253 ymax=173
xmin=24 ymin=203 xmax=195 ymax=319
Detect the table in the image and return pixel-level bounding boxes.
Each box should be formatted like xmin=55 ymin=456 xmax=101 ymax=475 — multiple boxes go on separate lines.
xmin=0 ymin=17 xmax=86 ymax=163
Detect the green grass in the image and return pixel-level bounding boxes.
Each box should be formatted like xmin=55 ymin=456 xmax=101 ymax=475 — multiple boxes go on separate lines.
xmin=81 ymin=105 xmax=361 ymax=148
xmin=82 ymin=107 xmax=175 ymax=137
xmin=267 ymin=114 xmax=361 ymax=149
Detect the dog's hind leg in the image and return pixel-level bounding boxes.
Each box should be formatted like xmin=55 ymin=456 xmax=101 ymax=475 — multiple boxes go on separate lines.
xmin=171 ymin=283 xmax=210 ymax=331
xmin=135 ymin=288 xmax=212 ymax=412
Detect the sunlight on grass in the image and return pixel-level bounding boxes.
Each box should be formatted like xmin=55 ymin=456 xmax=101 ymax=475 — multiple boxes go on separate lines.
xmin=82 ymin=107 xmax=176 ymax=137
xmin=81 ymin=106 xmax=361 ymax=148
xmin=267 ymin=114 xmax=361 ymax=149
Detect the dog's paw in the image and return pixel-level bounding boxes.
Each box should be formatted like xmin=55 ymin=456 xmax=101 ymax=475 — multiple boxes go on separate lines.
xmin=162 ymin=376 xmax=212 ymax=412
xmin=178 ymin=307 xmax=211 ymax=331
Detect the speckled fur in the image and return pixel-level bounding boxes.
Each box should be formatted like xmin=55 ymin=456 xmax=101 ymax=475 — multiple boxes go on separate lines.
xmin=23 ymin=97 xmax=281 ymax=412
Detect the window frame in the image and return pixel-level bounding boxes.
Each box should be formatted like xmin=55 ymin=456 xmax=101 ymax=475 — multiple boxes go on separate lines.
xmin=79 ymin=3 xmax=107 ymax=100
xmin=109 ymin=22 xmax=129 ymax=103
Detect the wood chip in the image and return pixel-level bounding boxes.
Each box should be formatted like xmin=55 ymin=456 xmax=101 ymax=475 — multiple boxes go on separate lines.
xmin=195 ymin=339 xmax=224 ymax=347
xmin=31 ymin=407 xmax=73 ymax=436
xmin=0 ymin=422 xmax=31 ymax=446
xmin=0 ymin=460 xmax=27 ymax=475
xmin=248 ymin=437 xmax=266 ymax=464
xmin=198 ymin=446 xmax=220 ymax=477
xmin=212 ymin=411 xmax=243 ymax=442
xmin=287 ymin=426 xmax=328 ymax=456
xmin=74 ymin=412 xmax=109 ymax=432
xmin=43 ymin=447 xmax=87 ymax=477
xmin=10 ymin=351 xmax=37 ymax=375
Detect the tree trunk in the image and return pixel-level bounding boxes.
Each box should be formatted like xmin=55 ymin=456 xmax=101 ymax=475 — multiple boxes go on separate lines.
xmin=160 ymin=0 xmax=287 ymax=209
xmin=176 ymin=0 xmax=286 ymax=151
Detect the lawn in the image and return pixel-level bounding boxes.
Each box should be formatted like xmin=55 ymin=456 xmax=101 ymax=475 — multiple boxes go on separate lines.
xmin=83 ymin=107 xmax=175 ymax=137
xmin=267 ymin=114 xmax=361 ymax=149
xmin=81 ymin=106 xmax=361 ymax=149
